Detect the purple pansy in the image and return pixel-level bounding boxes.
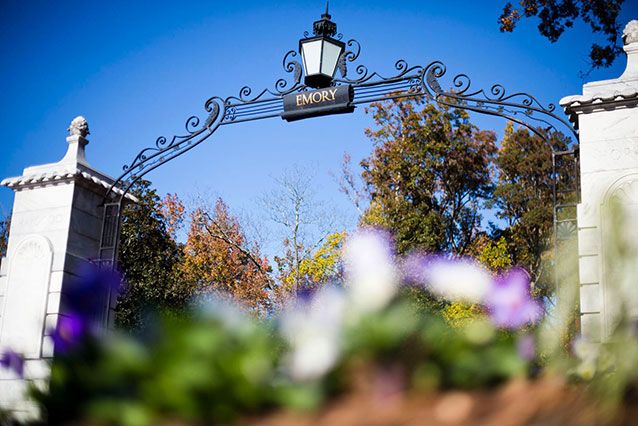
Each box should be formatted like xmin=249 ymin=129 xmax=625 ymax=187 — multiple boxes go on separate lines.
xmin=47 ymin=265 xmax=122 ymax=354
xmin=295 ymin=286 xmax=318 ymax=304
xmin=401 ymin=252 xmax=430 ymax=286
xmin=517 ymin=334 xmax=536 ymax=361
xmin=485 ymin=268 xmax=543 ymax=329
xmin=51 ymin=313 xmax=87 ymax=353
xmin=65 ymin=266 xmax=122 ymax=321
xmin=0 ymin=349 xmax=24 ymax=377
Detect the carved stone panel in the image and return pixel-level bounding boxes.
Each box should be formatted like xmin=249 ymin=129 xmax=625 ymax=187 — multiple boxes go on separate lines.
xmin=601 ymin=176 xmax=638 ymax=337
xmin=0 ymin=236 xmax=53 ymax=358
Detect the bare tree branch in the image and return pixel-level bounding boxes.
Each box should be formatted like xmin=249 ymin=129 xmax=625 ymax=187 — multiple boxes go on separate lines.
xmin=335 ymin=152 xmax=369 ymax=215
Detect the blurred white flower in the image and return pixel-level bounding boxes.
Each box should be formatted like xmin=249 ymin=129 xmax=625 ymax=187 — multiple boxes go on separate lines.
xmin=343 ymin=229 xmax=399 ymax=314
xmin=192 ymin=291 xmax=251 ymax=332
xmin=571 ymin=337 xmax=600 ymax=380
xmin=573 ymin=337 xmax=599 ymax=363
xmin=280 ymin=286 xmax=346 ymax=381
xmin=405 ymin=255 xmax=491 ymax=303
xmin=575 ymin=359 xmax=597 ymax=381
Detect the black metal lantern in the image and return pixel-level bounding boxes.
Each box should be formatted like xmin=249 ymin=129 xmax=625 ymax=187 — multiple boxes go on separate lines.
xmin=299 ymin=5 xmax=345 ymax=88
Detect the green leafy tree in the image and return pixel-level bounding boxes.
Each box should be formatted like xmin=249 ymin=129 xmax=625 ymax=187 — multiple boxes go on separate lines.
xmin=115 ymin=180 xmax=185 ymax=330
xmin=490 ymin=124 xmax=569 ymax=297
xmin=360 ymin=97 xmax=497 ymax=255
xmin=499 ymin=0 xmax=626 ymax=68
xmin=0 ymin=214 xmax=9 ymax=258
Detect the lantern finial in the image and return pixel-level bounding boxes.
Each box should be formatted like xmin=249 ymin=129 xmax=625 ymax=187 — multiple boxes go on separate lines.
xmin=301 ymin=5 xmax=345 ymax=88
xmin=313 ymin=3 xmax=337 ymax=37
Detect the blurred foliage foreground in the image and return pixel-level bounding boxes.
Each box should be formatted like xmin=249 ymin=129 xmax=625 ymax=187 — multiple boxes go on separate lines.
xmin=2 ymin=226 xmax=638 ymax=426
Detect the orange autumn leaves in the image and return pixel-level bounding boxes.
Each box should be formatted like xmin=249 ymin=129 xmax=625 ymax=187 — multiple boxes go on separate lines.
xmin=161 ymin=195 xmax=271 ymax=312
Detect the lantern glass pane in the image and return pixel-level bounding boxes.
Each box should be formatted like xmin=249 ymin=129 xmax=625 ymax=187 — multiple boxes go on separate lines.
xmin=321 ymin=40 xmax=342 ymax=77
xmin=301 ymin=40 xmax=322 ymax=76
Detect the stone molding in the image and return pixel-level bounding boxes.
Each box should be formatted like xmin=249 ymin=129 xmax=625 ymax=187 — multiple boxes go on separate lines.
xmin=560 ymin=88 xmax=638 ymax=110
xmin=0 ymin=165 xmax=137 ymax=202
xmin=560 ymin=88 xmax=638 ymax=127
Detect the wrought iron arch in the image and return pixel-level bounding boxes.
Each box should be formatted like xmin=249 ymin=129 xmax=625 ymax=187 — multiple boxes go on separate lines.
xmin=98 ymin=17 xmax=580 ymax=323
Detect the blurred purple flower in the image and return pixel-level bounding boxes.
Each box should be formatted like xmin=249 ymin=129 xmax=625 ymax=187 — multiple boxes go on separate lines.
xmin=295 ymin=286 xmax=318 ymax=304
xmin=0 ymin=350 xmax=24 ymax=377
xmin=51 ymin=313 xmax=87 ymax=353
xmin=401 ymin=253 xmax=430 ymax=286
xmin=517 ymin=334 xmax=536 ymax=361
xmin=485 ymin=268 xmax=542 ymax=329
xmin=373 ymin=364 xmax=405 ymax=402
xmin=65 ymin=265 xmax=121 ymax=322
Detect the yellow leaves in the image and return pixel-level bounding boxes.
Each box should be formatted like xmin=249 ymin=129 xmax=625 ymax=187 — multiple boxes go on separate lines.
xmin=360 ymin=201 xmax=387 ymax=228
xmin=473 ymin=236 xmax=512 ymax=273
xmin=299 ymin=231 xmax=345 ymax=285
xmin=278 ymin=231 xmax=346 ymax=292
xmin=442 ymin=302 xmax=483 ymax=328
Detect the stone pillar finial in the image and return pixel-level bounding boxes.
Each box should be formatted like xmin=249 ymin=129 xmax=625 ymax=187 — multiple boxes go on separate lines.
xmin=623 ymin=20 xmax=638 ymax=46
xmin=621 ymin=20 xmax=638 ymax=80
xmin=67 ymin=116 xmax=90 ymax=137
xmin=61 ymin=116 xmax=90 ymax=166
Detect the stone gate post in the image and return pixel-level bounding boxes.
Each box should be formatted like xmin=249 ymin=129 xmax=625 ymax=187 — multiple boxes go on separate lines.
xmin=0 ymin=117 xmax=125 ymax=420
xmin=561 ymin=20 xmax=638 ymax=341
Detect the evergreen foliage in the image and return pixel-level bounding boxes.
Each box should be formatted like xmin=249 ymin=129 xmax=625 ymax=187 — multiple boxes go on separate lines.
xmin=115 ymin=180 xmax=185 ymax=330
xmin=0 ymin=215 xmax=9 ymax=258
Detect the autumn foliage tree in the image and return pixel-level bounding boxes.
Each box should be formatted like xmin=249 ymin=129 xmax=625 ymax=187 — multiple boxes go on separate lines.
xmin=294 ymin=231 xmax=345 ymax=287
xmin=179 ymin=198 xmax=272 ymax=312
xmin=359 ymin=97 xmax=497 ymax=256
xmin=273 ymin=231 xmax=345 ymax=301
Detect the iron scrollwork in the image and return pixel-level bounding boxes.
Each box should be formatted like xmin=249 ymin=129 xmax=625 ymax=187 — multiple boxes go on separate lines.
xmin=101 ymin=29 xmax=580 ymax=273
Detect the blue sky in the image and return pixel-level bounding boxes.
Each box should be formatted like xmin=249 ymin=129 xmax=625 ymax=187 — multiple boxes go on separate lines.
xmin=2 ymin=0 xmax=637 ymax=255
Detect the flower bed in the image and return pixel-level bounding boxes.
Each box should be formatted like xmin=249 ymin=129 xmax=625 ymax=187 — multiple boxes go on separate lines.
xmin=1 ymin=230 xmax=636 ymax=425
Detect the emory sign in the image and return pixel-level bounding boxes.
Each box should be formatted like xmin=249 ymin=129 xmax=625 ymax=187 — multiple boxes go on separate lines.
xmin=282 ymin=85 xmax=354 ymax=121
